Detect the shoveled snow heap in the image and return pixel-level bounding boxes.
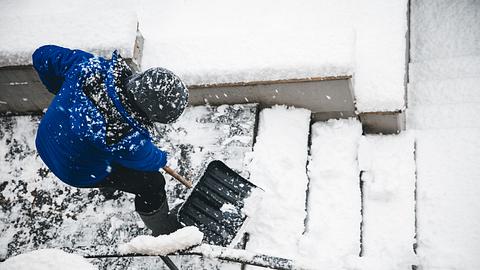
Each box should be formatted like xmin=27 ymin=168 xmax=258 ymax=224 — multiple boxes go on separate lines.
xmin=118 ymin=226 xmax=204 ymax=256
xmin=1 ymin=249 xmax=96 ymax=270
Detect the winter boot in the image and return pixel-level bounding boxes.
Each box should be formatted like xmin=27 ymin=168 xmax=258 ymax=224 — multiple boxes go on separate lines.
xmin=138 ymin=200 xmax=182 ymax=236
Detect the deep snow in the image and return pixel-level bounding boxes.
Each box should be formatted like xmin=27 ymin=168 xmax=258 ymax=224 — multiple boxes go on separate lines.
xmin=408 ymin=0 xmax=480 ymax=268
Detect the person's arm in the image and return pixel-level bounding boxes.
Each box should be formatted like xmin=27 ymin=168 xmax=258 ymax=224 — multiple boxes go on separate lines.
xmin=32 ymin=45 xmax=94 ymax=94
xmin=113 ymin=139 xmax=168 ymax=172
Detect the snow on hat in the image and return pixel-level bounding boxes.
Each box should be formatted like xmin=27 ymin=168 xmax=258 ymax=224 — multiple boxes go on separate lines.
xmin=126 ymin=67 xmax=189 ymax=124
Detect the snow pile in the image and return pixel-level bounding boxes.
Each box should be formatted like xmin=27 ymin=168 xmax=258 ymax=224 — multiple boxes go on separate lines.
xmin=118 ymin=226 xmax=204 ymax=256
xmin=0 ymin=0 xmax=137 ymax=67
xmin=358 ymin=133 xmax=417 ymax=269
xmin=1 ymin=248 xmax=96 ymax=270
xmin=299 ymin=118 xmax=362 ymax=267
xmin=245 ymin=106 xmax=311 ymax=261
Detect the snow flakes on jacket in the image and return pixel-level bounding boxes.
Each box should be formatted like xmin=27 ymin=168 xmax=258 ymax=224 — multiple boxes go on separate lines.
xmin=33 ymin=45 xmax=167 ymax=187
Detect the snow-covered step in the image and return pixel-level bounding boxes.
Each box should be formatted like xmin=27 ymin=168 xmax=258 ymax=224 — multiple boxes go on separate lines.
xmin=408 ymin=77 xmax=480 ymax=106
xmin=358 ymin=134 xmax=417 ymax=269
xmin=415 ymin=129 xmax=480 ymax=269
xmin=245 ymin=106 xmax=311 ymax=263
xmin=407 ymin=103 xmax=480 ymax=130
xmin=142 ymin=30 xmax=354 ymax=86
xmin=299 ymin=118 xmax=362 ymax=267
xmin=410 ymin=0 xmax=480 ymax=63
xmin=409 ymin=56 xmax=480 ymax=82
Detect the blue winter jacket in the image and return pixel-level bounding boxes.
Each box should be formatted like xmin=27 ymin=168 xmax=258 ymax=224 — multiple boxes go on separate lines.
xmin=33 ymin=45 xmax=167 ymax=187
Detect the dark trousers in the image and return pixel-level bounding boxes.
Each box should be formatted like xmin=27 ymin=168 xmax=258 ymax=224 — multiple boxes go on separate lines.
xmin=94 ymin=165 xmax=167 ymax=213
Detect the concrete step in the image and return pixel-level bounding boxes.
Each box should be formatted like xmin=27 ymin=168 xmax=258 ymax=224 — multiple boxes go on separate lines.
xmin=299 ymin=119 xmax=417 ymax=268
xmin=358 ymin=133 xmax=416 ymax=268
xmin=245 ymin=106 xmax=311 ymax=263
xmin=300 ymin=118 xmax=362 ymax=265
xmin=409 ymin=56 xmax=480 ymax=82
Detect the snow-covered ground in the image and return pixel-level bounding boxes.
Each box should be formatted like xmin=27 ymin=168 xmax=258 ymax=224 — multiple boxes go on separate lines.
xmin=118 ymin=226 xmax=204 ymax=256
xmin=408 ymin=0 xmax=480 ymax=268
xmin=0 ymin=104 xmax=257 ymax=269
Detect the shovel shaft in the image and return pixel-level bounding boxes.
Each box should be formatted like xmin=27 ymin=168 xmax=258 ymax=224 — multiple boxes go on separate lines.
xmin=163 ymin=166 xmax=193 ymax=188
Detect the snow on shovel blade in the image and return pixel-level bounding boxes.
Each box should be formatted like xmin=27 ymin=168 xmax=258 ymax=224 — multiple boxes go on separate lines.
xmin=177 ymin=160 xmax=260 ymax=247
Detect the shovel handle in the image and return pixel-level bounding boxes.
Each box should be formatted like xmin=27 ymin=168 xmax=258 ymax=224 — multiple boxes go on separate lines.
xmin=163 ymin=166 xmax=193 ymax=188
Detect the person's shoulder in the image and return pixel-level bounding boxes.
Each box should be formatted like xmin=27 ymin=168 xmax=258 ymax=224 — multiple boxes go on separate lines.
xmin=67 ymin=56 xmax=107 ymax=84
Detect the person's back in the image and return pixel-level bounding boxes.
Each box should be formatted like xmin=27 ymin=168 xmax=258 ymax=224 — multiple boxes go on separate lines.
xmin=33 ymin=45 xmax=189 ymax=235
xmin=34 ymin=45 xmax=166 ymax=187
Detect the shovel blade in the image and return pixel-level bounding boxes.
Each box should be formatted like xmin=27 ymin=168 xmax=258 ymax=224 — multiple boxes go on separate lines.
xmin=178 ymin=160 xmax=259 ymax=247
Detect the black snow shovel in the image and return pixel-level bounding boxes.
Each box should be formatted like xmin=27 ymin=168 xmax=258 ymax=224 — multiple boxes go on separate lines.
xmin=163 ymin=160 xmax=261 ymax=247
xmin=89 ymin=162 xmax=296 ymax=269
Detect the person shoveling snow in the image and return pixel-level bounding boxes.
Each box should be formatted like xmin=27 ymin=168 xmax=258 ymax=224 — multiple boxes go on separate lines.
xmin=32 ymin=45 xmax=188 ymax=236
xmin=31 ymin=45 xmax=275 ymax=269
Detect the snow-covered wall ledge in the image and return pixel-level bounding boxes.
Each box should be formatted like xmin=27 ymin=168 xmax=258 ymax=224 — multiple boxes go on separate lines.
xmin=353 ymin=0 xmax=409 ymax=113
xmin=139 ymin=0 xmax=409 ymax=113
xmin=0 ymin=4 xmax=138 ymax=67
